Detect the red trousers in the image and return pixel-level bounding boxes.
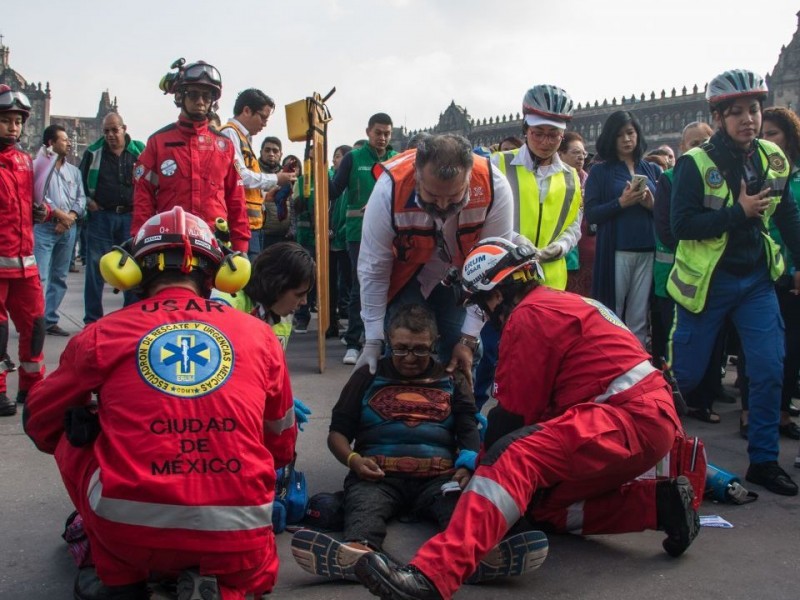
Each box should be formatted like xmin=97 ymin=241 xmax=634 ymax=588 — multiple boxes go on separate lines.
xmin=411 ymin=388 xmax=680 ymax=599
xmin=54 ymin=437 xmax=278 ymax=599
xmin=0 ymin=276 xmax=45 ymax=394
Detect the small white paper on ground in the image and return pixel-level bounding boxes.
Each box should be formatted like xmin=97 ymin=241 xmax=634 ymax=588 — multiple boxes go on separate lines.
xmin=699 ymin=515 xmax=733 ymax=528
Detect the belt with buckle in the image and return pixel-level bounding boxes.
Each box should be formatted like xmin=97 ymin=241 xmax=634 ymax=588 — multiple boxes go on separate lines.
xmin=112 ymin=205 xmax=132 ymax=214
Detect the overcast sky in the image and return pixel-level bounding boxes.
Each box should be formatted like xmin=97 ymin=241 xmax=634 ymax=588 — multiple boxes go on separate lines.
xmin=5 ymin=0 xmax=799 ymax=159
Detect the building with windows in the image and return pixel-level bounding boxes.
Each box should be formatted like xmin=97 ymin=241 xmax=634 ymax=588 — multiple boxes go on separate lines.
xmin=392 ymin=12 xmax=800 ymax=153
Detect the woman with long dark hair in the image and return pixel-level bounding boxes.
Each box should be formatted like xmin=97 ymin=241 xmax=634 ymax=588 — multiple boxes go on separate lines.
xmin=585 ymin=110 xmax=661 ymax=346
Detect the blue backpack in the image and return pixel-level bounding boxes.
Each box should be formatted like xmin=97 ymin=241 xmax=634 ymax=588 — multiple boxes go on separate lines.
xmin=273 ymin=456 xmax=307 ymax=532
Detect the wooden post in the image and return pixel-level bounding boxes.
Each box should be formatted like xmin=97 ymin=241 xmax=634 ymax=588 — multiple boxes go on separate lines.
xmin=287 ymin=90 xmax=334 ymax=372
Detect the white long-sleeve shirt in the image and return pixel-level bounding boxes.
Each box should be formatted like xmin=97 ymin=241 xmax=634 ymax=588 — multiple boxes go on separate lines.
xmin=492 ymin=149 xmax=581 ymax=255
xmin=359 ymin=166 xmax=514 ymax=341
xmin=219 ymin=118 xmax=278 ymax=191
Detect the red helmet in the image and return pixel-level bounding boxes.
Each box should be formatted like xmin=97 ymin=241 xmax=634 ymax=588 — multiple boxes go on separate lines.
xmin=132 ymin=206 xmax=223 ymax=275
xmin=0 ymin=84 xmax=32 ymax=122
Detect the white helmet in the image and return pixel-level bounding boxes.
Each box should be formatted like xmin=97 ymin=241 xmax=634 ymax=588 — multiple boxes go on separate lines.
xmin=461 ymin=237 xmax=538 ymax=296
xmin=522 ymin=84 xmax=574 ymax=122
xmin=706 ymin=69 xmax=768 ymax=108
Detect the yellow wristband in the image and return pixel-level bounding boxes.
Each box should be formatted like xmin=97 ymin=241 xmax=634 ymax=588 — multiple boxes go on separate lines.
xmin=346 ymin=451 xmax=360 ymax=468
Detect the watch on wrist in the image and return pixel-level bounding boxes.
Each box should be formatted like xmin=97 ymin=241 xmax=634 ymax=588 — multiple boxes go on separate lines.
xmin=457 ymin=336 xmax=479 ymax=352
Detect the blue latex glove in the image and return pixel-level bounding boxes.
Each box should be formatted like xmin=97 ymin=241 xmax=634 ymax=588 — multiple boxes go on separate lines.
xmin=455 ymin=449 xmax=478 ymax=472
xmin=294 ymin=398 xmax=312 ymax=431
xmin=475 ymin=412 xmax=488 ymax=443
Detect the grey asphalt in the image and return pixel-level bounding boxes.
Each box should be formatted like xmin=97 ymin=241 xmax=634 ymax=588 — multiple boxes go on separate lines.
xmin=1 ymin=269 xmax=799 ymax=599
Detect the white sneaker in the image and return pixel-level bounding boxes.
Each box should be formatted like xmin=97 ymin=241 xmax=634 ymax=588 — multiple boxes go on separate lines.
xmin=343 ymin=348 xmax=359 ymax=365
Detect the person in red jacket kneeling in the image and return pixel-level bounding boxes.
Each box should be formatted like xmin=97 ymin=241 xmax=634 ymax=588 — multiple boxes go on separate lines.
xmin=24 ymin=206 xmax=296 ymax=600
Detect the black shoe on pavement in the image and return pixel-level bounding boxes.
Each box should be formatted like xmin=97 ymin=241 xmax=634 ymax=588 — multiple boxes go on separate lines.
xmin=16 ymin=390 xmax=27 ymax=405
xmin=656 ymin=476 xmax=700 ymax=557
xmin=355 ymin=553 xmax=442 ymax=600
xmin=176 ymin=569 xmax=218 ymax=600
xmin=46 ymin=324 xmax=70 ymax=337
xmin=0 ymin=393 xmax=16 ymax=417
xmin=746 ymin=461 xmax=798 ymax=496
xmin=779 ymin=421 xmax=800 ymax=440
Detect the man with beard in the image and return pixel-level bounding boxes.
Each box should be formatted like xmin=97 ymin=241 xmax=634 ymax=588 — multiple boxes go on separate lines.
xmin=355 ymin=134 xmax=513 ymax=384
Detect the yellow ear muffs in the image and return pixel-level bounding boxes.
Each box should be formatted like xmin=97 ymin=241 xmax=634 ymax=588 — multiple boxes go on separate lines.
xmin=99 ymin=246 xmax=142 ymax=291
xmin=214 ymin=252 xmax=251 ymax=294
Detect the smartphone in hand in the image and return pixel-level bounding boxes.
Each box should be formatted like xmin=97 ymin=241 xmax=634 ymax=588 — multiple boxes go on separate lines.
xmin=630 ymin=174 xmax=649 ymax=192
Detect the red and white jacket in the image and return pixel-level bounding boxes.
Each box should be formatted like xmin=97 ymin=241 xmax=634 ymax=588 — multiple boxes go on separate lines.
xmin=25 ymin=287 xmax=296 ymax=551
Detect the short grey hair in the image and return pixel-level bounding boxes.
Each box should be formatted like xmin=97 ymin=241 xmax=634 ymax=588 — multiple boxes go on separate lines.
xmin=415 ymin=134 xmax=473 ymax=181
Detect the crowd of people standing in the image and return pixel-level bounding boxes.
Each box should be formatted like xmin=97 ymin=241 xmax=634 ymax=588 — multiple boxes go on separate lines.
xmin=1 ymin=56 xmax=799 ymax=600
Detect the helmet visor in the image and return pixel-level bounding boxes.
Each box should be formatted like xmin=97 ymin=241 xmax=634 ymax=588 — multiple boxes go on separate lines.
xmin=0 ymin=89 xmax=32 ymax=112
xmin=183 ymin=63 xmax=221 ymax=87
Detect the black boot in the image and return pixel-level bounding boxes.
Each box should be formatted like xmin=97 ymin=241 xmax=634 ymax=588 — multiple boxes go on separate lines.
xmin=16 ymin=390 xmax=27 ymax=404
xmin=355 ymin=553 xmax=442 ymax=600
xmin=746 ymin=461 xmax=798 ymax=496
xmin=656 ymin=476 xmax=700 ymax=557
xmin=0 ymin=393 xmax=16 ymax=417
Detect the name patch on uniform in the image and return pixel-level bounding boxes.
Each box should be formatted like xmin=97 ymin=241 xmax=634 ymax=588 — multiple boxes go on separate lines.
xmin=137 ymin=321 xmax=234 ymax=398
xmin=768 ymin=152 xmax=786 ymax=172
xmin=581 ymin=297 xmax=629 ymax=330
xmin=705 ymin=167 xmax=724 ymax=189
xmin=160 ymin=159 xmax=178 ymax=177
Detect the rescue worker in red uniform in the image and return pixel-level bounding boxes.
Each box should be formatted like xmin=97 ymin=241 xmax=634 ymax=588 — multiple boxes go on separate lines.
xmin=355 ymin=238 xmax=700 ymax=600
xmin=132 ymin=59 xmax=249 ymax=253
xmin=0 ymin=85 xmax=47 ymax=416
xmin=24 ymin=206 xmax=296 ymax=600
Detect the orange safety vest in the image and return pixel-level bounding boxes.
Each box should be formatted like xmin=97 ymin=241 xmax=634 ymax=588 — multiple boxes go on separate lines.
xmin=378 ymin=150 xmax=495 ymax=300
xmin=220 ymin=123 xmax=264 ymax=230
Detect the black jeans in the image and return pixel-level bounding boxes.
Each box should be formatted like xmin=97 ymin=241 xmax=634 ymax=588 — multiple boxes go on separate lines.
xmin=342 ymin=471 xmax=459 ymax=549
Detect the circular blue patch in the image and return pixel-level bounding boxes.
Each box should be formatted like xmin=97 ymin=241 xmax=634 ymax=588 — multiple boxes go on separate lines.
xmin=137 ymin=322 xmax=234 ymax=398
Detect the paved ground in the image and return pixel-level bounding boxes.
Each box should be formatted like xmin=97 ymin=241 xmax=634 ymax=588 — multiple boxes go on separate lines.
xmin=1 ymin=269 xmax=799 ymax=599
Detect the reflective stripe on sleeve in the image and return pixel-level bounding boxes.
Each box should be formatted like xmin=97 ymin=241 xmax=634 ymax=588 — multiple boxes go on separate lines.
xmin=464 ymin=475 xmax=520 ymax=527
xmin=264 ymin=405 xmax=295 ymax=436
xmin=594 ymin=360 xmax=657 ymax=403
xmin=87 ymin=469 xmax=273 ymax=531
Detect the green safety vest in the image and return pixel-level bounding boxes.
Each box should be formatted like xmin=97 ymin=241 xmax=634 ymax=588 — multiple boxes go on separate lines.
xmin=209 ymin=290 xmax=292 ymax=351
xmin=667 ymin=139 xmax=790 ymax=313
xmin=495 ymin=149 xmax=581 ymax=290
xmin=345 ymin=145 xmax=397 ymax=242
xmin=653 ymin=169 xmax=675 ymax=299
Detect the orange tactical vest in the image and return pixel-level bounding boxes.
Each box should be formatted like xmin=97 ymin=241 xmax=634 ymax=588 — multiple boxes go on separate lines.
xmin=220 ymin=123 xmax=264 ymax=230
xmin=379 ymin=150 xmax=495 ymax=300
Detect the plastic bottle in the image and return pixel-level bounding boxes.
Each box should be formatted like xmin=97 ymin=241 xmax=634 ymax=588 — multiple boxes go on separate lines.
xmin=705 ymin=462 xmax=741 ymax=502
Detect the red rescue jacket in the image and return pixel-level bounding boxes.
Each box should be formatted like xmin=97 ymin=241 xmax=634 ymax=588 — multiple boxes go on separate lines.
xmin=132 ymin=119 xmax=249 ymax=253
xmin=0 ymin=144 xmax=39 ymax=278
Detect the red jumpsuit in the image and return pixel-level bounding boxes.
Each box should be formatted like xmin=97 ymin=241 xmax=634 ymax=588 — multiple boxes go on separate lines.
xmin=24 ymin=288 xmax=297 ymax=599
xmin=0 ymin=143 xmax=45 ymax=397
xmin=410 ymin=286 xmax=682 ymax=599
xmin=132 ymin=118 xmax=250 ymax=253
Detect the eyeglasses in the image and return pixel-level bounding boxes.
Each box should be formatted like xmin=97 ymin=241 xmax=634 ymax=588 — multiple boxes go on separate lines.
xmin=566 ymin=149 xmax=587 ymax=157
xmin=528 ymin=130 xmax=563 ymax=143
xmin=103 ymin=126 xmax=125 ymax=135
xmin=185 ymin=90 xmax=215 ymax=103
xmin=390 ymin=346 xmax=434 ymax=358
xmin=255 ymin=111 xmax=271 ymax=122
xmin=0 ymin=89 xmax=31 ymax=112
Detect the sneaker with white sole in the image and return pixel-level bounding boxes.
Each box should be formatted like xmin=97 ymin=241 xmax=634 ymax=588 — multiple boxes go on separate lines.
xmin=291 ymin=529 xmax=370 ymax=581
xmin=176 ymin=569 xmax=218 ymax=600
xmin=465 ymin=530 xmax=549 ymax=584
xmin=343 ymin=348 xmax=359 ymax=365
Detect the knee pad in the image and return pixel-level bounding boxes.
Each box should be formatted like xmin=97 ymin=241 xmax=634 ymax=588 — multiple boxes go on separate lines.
xmin=30 ymin=317 xmax=45 ymax=356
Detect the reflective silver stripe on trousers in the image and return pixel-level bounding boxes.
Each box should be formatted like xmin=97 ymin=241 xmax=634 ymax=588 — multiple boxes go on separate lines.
xmin=654 ymin=251 xmax=674 ymax=264
xmin=464 ymin=475 xmax=520 ymax=527
xmin=669 ymin=268 xmax=697 ymax=298
xmin=594 ymin=360 xmax=657 ymax=403
xmin=0 ymin=255 xmax=36 ymax=269
xmin=566 ymin=501 xmax=585 ymax=534
xmin=87 ymin=469 xmax=273 ymax=531
xmin=20 ymin=361 xmax=42 ymax=373
xmin=265 ymin=406 xmax=295 ymax=436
